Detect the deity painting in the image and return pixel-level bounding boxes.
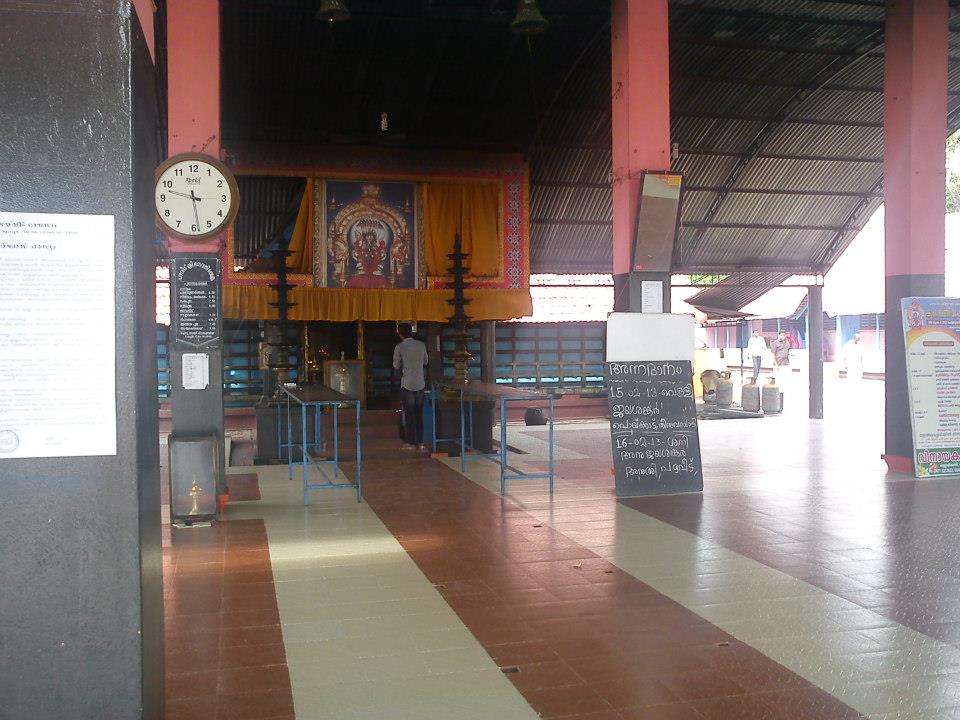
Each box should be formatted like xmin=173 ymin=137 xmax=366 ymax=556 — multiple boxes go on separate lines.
xmin=907 ymin=299 xmax=926 ymax=330
xmin=322 ymin=181 xmax=418 ymax=288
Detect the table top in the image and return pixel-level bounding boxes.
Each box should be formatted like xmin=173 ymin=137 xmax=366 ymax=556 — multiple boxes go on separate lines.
xmin=277 ymin=384 xmax=358 ymax=404
xmin=436 ymin=379 xmax=549 ymax=400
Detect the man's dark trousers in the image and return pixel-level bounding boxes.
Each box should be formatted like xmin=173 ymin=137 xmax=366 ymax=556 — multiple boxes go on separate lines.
xmin=401 ymin=388 xmax=425 ymax=444
xmin=752 ymin=355 xmax=761 ymax=381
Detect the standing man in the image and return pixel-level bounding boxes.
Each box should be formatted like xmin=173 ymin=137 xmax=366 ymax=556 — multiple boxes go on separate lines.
xmin=770 ymin=330 xmax=791 ymax=385
xmin=746 ymin=330 xmax=767 ymax=383
xmin=393 ymin=322 xmax=429 ymax=452
xmin=844 ymin=332 xmax=865 ymax=382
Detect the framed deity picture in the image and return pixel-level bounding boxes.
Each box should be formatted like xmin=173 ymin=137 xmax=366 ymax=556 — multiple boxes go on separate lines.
xmin=313 ymin=180 xmax=423 ymax=288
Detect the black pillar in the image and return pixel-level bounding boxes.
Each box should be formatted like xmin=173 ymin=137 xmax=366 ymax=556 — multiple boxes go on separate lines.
xmin=808 ymin=285 xmax=824 ymax=420
xmin=426 ymin=322 xmax=444 ymax=384
xmin=480 ymin=321 xmax=496 ymax=383
xmin=169 ymin=254 xmax=225 ymax=494
xmin=0 ymin=3 xmax=162 ymax=719
xmin=613 ymin=272 xmax=672 ymax=313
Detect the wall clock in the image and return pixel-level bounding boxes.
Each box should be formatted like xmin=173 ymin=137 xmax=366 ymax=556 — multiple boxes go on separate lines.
xmin=154 ymin=153 xmax=240 ymax=241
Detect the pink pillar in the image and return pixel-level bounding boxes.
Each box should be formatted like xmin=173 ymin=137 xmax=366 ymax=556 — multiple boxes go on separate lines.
xmin=166 ymin=0 xmax=221 ymax=253
xmin=884 ymin=0 xmax=948 ymax=278
xmin=883 ymin=0 xmax=949 ymax=472
xmin=611 ymin=0 xmax=671 ymax=276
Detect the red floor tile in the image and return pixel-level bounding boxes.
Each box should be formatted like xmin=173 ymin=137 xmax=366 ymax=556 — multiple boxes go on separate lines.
xmin=163 ymin=520 xmax=291 ymax=720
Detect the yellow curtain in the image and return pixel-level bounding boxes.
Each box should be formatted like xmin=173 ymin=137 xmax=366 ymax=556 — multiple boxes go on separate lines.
xmin=222 ymin=285 xmax=531 ymax=322
xmin=285 ymin=179 xmax=314 ymax=275
xmin=423 ymin=183 xmax=501 ymax=277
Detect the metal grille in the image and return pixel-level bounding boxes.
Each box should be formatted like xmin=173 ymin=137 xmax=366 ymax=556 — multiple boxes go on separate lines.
xmin=494 ymin=322 xmax=605 ymax=391
xmin=233 ymin=176 xmax=306 ymax=264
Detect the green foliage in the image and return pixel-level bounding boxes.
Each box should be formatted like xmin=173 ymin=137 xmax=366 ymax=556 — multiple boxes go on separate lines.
xmin=689 ymin=274 xmax=728 ymax=287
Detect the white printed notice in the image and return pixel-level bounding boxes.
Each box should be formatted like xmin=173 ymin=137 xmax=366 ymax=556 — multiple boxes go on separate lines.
xmin=901 ymin=297 xmax=960 ymax=477
xmin=0 ymin=212 xmax=116 ymax=459
xmin=182 ymin=353 xmax=210 ymax=390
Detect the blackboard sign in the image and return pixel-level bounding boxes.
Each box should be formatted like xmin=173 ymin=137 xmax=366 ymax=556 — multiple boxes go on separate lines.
xmin=172 ymin=257 xmax=221 ymax=349
xmin=606 ymin=360 xmax=703 ymax=496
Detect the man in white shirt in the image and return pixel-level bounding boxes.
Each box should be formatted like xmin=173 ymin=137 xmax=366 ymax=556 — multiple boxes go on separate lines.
xmin=746 ymin=330 xmax=766 ymax=383
xmin=393 ymin=322 xmax=429 ymax=451
xmin=844 ymin=332 xmax=865 ymax=382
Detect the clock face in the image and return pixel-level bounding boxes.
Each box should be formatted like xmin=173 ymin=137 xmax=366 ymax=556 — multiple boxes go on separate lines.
xmin=154 ymin=154 xmax=238 ymax=240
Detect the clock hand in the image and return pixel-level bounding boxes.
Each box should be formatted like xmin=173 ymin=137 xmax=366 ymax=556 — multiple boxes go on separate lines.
xmin=190 ymin=190 xmax=201 ymax=230
xmin=168 ymin=189 xmax=203 ymax=200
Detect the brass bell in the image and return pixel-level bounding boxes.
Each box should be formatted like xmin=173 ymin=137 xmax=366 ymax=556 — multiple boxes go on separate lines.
xmin=316 ymin=0 xmax=350 ymax=23
xmin=509 ymin=0 xmax=549 ymax=35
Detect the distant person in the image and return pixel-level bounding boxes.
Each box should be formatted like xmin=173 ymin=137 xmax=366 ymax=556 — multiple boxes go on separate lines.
xmin=746 ymin=330 xmax=766 ymax=382
xmin=770 ymin=330 xmax=791 ymax=384
xmin=393 ymin=322 xmax=429 ymax=452
xmin=844 ymin=332 xmax=865 ymax=382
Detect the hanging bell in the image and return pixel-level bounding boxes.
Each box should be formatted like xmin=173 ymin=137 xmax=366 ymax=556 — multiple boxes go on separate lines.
xmin=509 ymin=0 xmax=549 ymax=35
xmin=316 ymin=0 xmax=351 ymax=23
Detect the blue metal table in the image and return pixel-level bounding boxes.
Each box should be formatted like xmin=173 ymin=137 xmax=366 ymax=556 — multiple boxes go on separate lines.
xmin=277 ymin=384 xmax=362 ymax=505
xmin=433 ymin=380 xmax=554 ymax=495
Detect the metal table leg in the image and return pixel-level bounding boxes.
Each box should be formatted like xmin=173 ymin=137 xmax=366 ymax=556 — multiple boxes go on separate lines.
xmin=548 ymin=395 xmax=555 ymax=494
xmin=500 ymin=397 xmax=508 ymax=495
xmin=355 ymin=401 xmax=362 ymax=502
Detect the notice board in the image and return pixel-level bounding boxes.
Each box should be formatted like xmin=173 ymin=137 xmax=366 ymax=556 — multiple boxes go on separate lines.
xmin=606 ymin=360 xmax=703 ymax=496
xmin=901 ymin=297 xmax=960 ymax=477
xmin=171 ymin=256 xmax=221 ymax=349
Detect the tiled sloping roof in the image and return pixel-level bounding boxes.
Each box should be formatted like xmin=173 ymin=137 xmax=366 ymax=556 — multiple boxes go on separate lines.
xmin=219 ymin=1 xmax=960 ymax=309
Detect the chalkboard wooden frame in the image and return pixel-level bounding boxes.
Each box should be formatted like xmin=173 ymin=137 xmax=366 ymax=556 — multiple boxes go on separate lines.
xmin=606 ymin=360 xmax=704 ymax=496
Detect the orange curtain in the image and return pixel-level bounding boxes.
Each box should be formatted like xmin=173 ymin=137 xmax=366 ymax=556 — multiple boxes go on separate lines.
xmin=285 ymin=178 xmax=314 ymax=275
xmin=423 ymin=182 xmax=501 ymax=278
xmin=222 ymin=285 xmax=531 ymax=322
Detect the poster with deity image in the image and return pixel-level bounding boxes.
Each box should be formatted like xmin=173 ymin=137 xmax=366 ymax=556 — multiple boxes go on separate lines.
xmin=315 ymin=180 xmax=422 ymax=289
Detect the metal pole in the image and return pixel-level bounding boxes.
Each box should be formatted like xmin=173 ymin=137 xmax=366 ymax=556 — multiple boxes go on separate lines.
xmin=548 ymin=396 xmax=555 ymax=494
xmin=808 ymin=285 xmax=824 ymax=420
xmin=459 ymin=388 xmax=466 ymax=473
xmin=301 ymin=398 xmax=308 ymax=504
xmin=500 ymin=398 xmax=508 ymax=495
xmin=355 ymin=400 xmax=362 ymax=502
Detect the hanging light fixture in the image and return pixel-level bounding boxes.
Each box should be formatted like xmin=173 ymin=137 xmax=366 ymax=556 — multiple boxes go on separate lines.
xmin=509 ymin=0 xmax=549 ymax=35
xmin=316 ymin=0 xmax=351 ymax=23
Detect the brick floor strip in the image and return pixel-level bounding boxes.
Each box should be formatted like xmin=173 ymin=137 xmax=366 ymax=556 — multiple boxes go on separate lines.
xmin=163 ymin=519 xmax=294 ymax=720
xmin=361 ymin=448 xmax=867 ymax=720
xmin=226 ymin=473 xmax=262 ymax=502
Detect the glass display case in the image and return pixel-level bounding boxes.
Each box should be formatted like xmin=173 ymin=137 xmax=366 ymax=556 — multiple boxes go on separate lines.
xmin=323 ymin=359 xmax=367 ymax=408
xmin=168 ymin=433 xmax=219 ymax=525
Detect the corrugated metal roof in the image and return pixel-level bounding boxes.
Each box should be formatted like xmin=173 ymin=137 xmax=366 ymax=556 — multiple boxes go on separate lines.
xmin=686 ymin=272 xmax=794 ymax=315
xmin=219 ymin=0 xmax=960 ymax=311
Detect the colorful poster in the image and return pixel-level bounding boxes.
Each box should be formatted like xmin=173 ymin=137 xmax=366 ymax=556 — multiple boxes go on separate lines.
xmin=901 ymin=297 xmax=960 ymax=477
xmin=322 ymin=181 xmax=419 ymax=289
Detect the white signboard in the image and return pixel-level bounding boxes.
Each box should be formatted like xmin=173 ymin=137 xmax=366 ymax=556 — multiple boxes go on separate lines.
xmin=0 ymin=212 xmax=116 ymax=459
xmin=902 ymin=297 xmax=960 ymax=477
xmin=640 ymin=280 xmax=663 ymax=313
xmin=606 ymin=312 xmax=694 ymax=362
xmin=182 ymin=353 xmax=210 ymax=390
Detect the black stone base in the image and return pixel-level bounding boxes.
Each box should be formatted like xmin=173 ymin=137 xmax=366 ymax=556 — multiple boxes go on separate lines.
xmin=255 ymin=403 xmax=320 ymax=463
xmin=435 ymin=399 xmax=494 ymax=455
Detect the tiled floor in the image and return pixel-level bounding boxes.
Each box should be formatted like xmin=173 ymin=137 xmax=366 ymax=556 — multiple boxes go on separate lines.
xmin=163 ymin=380 xmax=960 ymax=719
xmin=163 ymin=520 xmax=294 ymax=720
